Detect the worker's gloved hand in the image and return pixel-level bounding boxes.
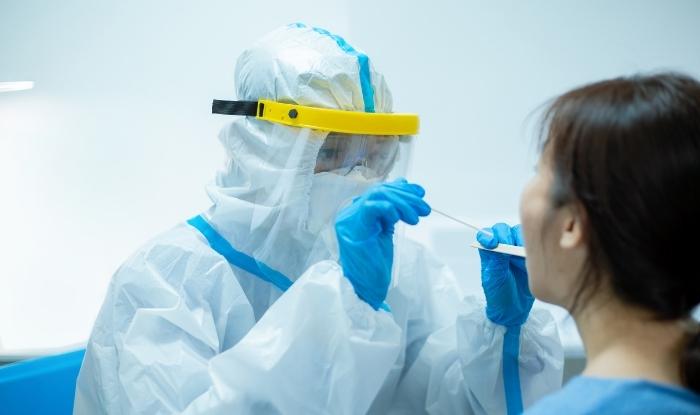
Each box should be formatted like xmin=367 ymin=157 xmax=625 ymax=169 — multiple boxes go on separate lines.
xmin=477 ymin=223 xmax=534 ymax=326
xmin=335 ymin=178 xmax=431 ymax=310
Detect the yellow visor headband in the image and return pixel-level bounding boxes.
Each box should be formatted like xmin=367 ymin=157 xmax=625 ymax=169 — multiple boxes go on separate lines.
xmin=212 ymin=99 xmax=419 ymax=136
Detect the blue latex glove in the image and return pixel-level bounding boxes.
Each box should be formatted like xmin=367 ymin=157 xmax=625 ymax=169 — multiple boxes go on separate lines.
xmin=335 ymin=178 xmax=431 ymax=310
xmin=477 ymin=223 xmax=534 ymax=327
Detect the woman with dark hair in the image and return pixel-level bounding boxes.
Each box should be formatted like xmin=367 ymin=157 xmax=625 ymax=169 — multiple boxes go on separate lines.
xmin=478 ymin=72 xmax=700 ymax=413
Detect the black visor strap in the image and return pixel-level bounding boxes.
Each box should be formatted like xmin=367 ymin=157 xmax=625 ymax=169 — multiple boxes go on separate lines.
xmin=212 ymin=100 xmax=259 ymax=116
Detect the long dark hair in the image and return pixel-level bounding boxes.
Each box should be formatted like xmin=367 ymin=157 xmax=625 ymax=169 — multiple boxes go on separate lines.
xmin=540 ymin=73 xmax=700 ymax=392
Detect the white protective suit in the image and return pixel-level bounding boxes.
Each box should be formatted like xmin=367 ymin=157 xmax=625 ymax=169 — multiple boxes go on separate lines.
xmin=74 ymin=24 xmax=563 ymax=414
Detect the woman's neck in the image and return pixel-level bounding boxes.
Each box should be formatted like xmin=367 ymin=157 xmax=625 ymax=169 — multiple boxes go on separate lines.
xmin=574 ymin=294 xmax=686 ymax=387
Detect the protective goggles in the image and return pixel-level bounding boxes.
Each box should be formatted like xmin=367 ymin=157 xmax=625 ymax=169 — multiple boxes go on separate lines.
xmin=212 ymin=99 xmax=420 ymax=136
xmin=314 ymin=133 xmax=401 ymax=177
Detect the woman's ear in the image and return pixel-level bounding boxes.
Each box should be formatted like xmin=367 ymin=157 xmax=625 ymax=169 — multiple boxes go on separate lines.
xmin=560 ymin=204 xmax=586 ymax=250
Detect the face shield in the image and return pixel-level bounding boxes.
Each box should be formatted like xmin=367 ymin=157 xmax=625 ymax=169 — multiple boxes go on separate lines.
xmin=212 ymin=98 xmax=417 ymax=182
xmin=209 ymin=98 xmax=418 ymax=280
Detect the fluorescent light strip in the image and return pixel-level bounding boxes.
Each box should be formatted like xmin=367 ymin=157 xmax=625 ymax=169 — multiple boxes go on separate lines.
xmin=0 ymin=81 xmax=35 ymax=93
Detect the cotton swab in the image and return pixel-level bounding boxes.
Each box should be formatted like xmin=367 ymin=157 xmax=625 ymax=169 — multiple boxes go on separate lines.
xmin=431 ymin=208 xmax=527 ymax=258
xmin=431 ymin=208 xmax=493 ymax=237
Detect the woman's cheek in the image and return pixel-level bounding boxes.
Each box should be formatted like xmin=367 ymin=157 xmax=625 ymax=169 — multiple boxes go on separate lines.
xmin=519 ymin=173 xmax=554 ymax=301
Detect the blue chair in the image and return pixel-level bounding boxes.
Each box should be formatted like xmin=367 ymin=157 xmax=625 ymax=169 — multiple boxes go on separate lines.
xmin=0 ymin=349 xmax=85 ymax=415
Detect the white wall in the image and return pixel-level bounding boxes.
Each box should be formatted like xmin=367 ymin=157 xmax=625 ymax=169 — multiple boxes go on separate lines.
xmin=1 ymin=0 xmax=699 ymax=352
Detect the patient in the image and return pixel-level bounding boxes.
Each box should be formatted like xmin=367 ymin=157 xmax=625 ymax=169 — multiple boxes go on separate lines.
xmin=480 ymin=73 xmax=700 ymax=414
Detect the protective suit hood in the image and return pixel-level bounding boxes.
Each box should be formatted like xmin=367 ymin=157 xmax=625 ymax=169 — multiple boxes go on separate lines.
xmin=205 ymin=24 xmax=395 ymax=280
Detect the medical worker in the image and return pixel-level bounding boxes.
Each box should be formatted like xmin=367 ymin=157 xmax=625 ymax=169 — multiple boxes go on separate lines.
xmin=476 ymin=73 xmax=700 ymax=414
xmin=74 ymin=24 xmax=562 ymax=414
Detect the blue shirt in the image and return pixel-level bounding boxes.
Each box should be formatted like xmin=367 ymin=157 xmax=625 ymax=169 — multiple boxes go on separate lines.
xmin=526 ymin=376 xmax=700 ymax=415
